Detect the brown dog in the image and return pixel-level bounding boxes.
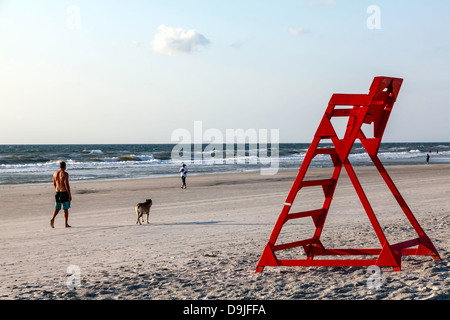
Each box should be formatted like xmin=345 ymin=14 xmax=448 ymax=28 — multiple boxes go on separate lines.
xmin=135 ymin=199 xmax=152 ymax=224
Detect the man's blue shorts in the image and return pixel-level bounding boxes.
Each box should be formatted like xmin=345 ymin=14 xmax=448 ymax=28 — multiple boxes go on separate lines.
xmin=55 ymin=191 xmax=71 ymax=210
xmin=55 ymin=201 xmax=71 ymax=210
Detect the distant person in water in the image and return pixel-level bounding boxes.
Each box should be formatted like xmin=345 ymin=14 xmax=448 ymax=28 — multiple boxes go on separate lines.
xmin=179 ymin=163 xmax=188 ymax=189
xmin=50 ymin=161 xmax=72 ymax=228
xmin=426 ymin=152 xmax=430 ymax=164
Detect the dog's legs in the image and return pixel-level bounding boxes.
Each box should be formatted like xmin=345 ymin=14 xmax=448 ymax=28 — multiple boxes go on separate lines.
xmin=146 ymin=213 xmax=149 ymax=224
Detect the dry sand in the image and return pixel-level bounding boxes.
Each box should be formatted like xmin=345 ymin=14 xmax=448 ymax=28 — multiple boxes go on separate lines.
xmin=0 ymin=164 xmax=448 ymax=300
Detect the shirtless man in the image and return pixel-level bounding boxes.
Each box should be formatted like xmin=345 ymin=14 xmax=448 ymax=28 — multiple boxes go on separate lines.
xmin=50 ymin=161 xmax=72 ymax=228
xmin=179 ymin=163 xmax=188 ymax=189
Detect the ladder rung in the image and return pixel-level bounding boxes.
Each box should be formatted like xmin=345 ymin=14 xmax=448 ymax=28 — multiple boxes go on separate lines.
xmin=300 ymin=178 xmax=334 ymax=187
xmin=314 ymin=148 xmax=337 ymax=155
xmin=286 ymin=209 xmax=324 ymax=221
xmin=331 ymin=108 xmax=359 ymax=117
xmin=329 ymin=93 xmax=372 ymax=106
xmin=273 ymin=238 xmax=313 ymax=251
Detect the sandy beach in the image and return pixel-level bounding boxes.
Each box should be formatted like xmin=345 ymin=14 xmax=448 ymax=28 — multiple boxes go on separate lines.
xmin=0 ymin=164 xmax=448 ymax=300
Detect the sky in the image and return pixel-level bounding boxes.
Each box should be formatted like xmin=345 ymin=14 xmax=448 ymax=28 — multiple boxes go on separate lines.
xmin=0 ymin=0 xmax=449 ymax=144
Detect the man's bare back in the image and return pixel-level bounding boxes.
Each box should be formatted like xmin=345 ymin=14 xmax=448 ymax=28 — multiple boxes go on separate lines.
xmin=51 ymin=161 xmax=72 ymax=228
xmin=53 ymin=169 xmax=70 ymax=194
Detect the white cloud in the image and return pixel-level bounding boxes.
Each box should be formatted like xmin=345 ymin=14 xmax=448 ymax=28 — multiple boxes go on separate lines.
xmin=151 ymin=24 xmax=210 ymax=56
xmin=130 ymin=40 xmax=141 ymax=47
xmin=288 ymin=27 xmax=308 ymax=36
xmin=307 ymin=0 xmax=336 ymax=7
xmin=230 ymin=40 xmax=245 ymax=48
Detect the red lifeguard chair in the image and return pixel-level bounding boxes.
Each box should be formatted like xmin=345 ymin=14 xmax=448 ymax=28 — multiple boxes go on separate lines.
xmin=255 ymin=76 xmax=441 ymax=273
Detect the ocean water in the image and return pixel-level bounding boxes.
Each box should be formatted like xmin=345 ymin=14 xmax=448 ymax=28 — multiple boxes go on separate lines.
xmin=0 ymin=143 xmax=449 ymax=185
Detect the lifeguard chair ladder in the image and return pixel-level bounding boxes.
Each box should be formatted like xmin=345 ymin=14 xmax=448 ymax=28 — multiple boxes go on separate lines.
xmin=255 ymin=76 xmax=441 ymax=273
